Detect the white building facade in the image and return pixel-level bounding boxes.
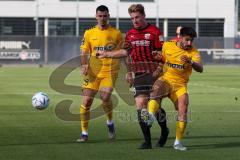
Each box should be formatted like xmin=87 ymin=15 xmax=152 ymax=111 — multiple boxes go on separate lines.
xmin=0 ymin=0 xmax=237 ymax=37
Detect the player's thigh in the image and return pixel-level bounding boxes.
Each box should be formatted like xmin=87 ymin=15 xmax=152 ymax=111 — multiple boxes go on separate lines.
xmin=99 ymin=75 xmax=117 ymax=101
xmin=99 ymin=87 xmax=113 ymax=102
xmin=150 ymin=78 xmax=171 ymax=100
xmin=171 ymin=86 xmax=188 ymax=110
xmin=82 ymin=74 xmax=101 ymax=91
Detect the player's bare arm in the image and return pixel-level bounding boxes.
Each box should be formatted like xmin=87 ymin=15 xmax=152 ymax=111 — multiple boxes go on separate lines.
xmin=96 ymin=49 xmax=128 ymax=59
xmin=80 ymin=50 xmax=89 ymax=76
xmin=152 ymin=63 xmax=163 ymax=78
xmin=125 ymin=56 xmax=134 ymax=87
xmin=180 ymin=55 xmax=203 ymax=73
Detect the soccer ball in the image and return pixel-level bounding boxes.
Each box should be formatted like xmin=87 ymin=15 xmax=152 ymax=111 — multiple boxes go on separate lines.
xmin=32 ymin=92 xmax=49 ymax=110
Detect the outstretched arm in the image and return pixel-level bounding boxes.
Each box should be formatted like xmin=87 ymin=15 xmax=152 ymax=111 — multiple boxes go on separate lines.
xmin=96 ymin=49 xmax=128 ymax=59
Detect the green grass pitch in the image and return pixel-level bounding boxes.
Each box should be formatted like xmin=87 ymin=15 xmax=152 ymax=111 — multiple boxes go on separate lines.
xmin=0 ymin=65 xmax=240 ymax=160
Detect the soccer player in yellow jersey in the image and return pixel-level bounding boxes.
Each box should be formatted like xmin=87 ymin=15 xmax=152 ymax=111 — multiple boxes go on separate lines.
xmin=76 ymin=5 xmax=123 ymax=142
xmin=146 ymin=27 xmax=203 ymax=150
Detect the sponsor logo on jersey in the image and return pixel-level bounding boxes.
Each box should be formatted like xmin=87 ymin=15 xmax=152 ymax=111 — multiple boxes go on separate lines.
xmin=131 ymin=40 xmax=150 ymax=46
xmin=166 ymin=62 xmax=184 ymax=70
xmin=94 ymin=42 xmax=117 ymax=51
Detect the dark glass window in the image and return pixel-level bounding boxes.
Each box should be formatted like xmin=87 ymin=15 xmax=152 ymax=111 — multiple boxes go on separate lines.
xmin=168 ymin=19 xmax=223 ymax=37
xmin=78 ymin=19 xmax=116 ymax=35
xmin=199 ymin=19 xmax=224 ymax=37
xmin=49 ymin=19 xmax=76 ymax=36
xmin=0 ymin=18 xmax=43 ymax=36
xmin=168 ymin=19 xmax=195 ymax=38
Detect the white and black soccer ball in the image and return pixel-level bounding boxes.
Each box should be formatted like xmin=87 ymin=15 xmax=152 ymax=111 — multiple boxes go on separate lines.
xmin=32 ymin=92 xmax=49 ymax=110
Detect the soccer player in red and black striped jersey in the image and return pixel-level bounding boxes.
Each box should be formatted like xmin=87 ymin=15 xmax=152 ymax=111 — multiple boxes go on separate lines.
xmin=97 ymin=4 xmax=169 ymax=149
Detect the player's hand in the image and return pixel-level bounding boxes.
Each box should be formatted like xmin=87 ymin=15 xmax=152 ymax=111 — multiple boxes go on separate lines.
xmin=152 ymin=65 xmax=163 ymax=78
xmin=152 ymin=50 xmax=162 ymax=61
xmin=125 ymin=72 xmax=134 ymax=87
xmin=180 ymin=55 xmax=191 ymax=64
xmin=96 ymin=50 xmax=108 ymax=59
xmin=81 ymin=64 xmax=88 ymax=76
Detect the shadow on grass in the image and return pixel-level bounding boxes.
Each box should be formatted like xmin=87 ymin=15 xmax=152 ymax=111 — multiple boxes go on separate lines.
xmin=185 ymin=135 xmax=240 ymax=150
xmin=1 ymin=135 xmax=240 ymax=150
xmin=188 ymin=141 xmax=240 ymax=150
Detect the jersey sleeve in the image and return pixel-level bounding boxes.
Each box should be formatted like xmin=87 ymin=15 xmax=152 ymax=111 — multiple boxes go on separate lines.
xmin=161 ymin=42 xmax=167 ymax=63
xmin=123 ymin=32 xmax=132 ymax=52
xmin=80 ymin=30 xmax=90 ymax=54
xmin=116 ymin=30 xmax=123 ymax=50
xmin=192 ymin=49 xmax=201 ymax=63
xmin=154 ymin=29 xmax=164 ymax=51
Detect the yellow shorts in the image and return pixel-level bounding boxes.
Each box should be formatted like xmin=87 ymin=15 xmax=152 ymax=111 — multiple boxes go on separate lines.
xmin=82 ymin=73 xmax=118 ymax=91
xmin=160 ymin=78 xmax=188 ymax=102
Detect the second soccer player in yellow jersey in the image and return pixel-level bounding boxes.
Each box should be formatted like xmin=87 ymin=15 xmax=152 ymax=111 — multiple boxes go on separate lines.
xmin=146 ymin=27 xmax=203 ymax=151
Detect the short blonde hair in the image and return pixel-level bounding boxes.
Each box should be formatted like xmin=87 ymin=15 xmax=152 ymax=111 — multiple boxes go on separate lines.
xmin=128 ymin=4 xmax=145 ymax=15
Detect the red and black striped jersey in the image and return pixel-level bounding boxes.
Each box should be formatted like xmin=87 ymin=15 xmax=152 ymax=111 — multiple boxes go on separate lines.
xmin=124 ymin=24 xmax=163 ymax=73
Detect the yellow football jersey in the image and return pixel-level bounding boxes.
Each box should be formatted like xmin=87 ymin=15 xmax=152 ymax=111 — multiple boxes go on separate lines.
xmin=80 ymin=25 xmax=123 ymax=77
xmin=161 ymin=41 xmax=201 ymax=84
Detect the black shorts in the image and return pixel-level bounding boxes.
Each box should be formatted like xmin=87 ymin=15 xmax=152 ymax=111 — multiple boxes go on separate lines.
xmin=133 ymin=72 xmax=156 ymax=97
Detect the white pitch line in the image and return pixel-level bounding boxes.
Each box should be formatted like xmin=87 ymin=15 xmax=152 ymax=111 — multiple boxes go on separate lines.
xmin=189 ymin=83 xmax=240 ymax=91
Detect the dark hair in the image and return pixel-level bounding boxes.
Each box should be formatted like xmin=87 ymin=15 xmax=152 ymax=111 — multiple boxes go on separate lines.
xmin=180 ymin=27 xmax=197 ymax=38
xmin=96 ymin=5 xmax=109 ymax=13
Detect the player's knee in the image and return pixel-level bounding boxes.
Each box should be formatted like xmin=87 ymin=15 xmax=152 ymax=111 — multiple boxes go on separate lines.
xmin=82 ymin=97 xmax=94 ymax=108
xmin=100 ymin=94 xmax=111 ymax=102
xmin=135 ymin=101 xmax=147 ymax=109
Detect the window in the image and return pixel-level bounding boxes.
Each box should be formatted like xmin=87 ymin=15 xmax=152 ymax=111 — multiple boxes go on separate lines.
xmin=49 ymin=19 xmax=76 ymax=36
xmin=199 ymin=19 xmax=224 ymax=37
xmin=0 ymin=18 xmax=43 ymax=36
xmin=168 ymin=19 xmax=195 ymax=38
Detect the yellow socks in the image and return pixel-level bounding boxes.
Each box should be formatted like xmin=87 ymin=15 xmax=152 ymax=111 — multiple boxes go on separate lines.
xmin=148 ymin=99 xmax=160 ymax=114
xmin=176 ymin=121 xmax=187 ymax=141
xmin=80 ymin=105 xmax=90 ymax=134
